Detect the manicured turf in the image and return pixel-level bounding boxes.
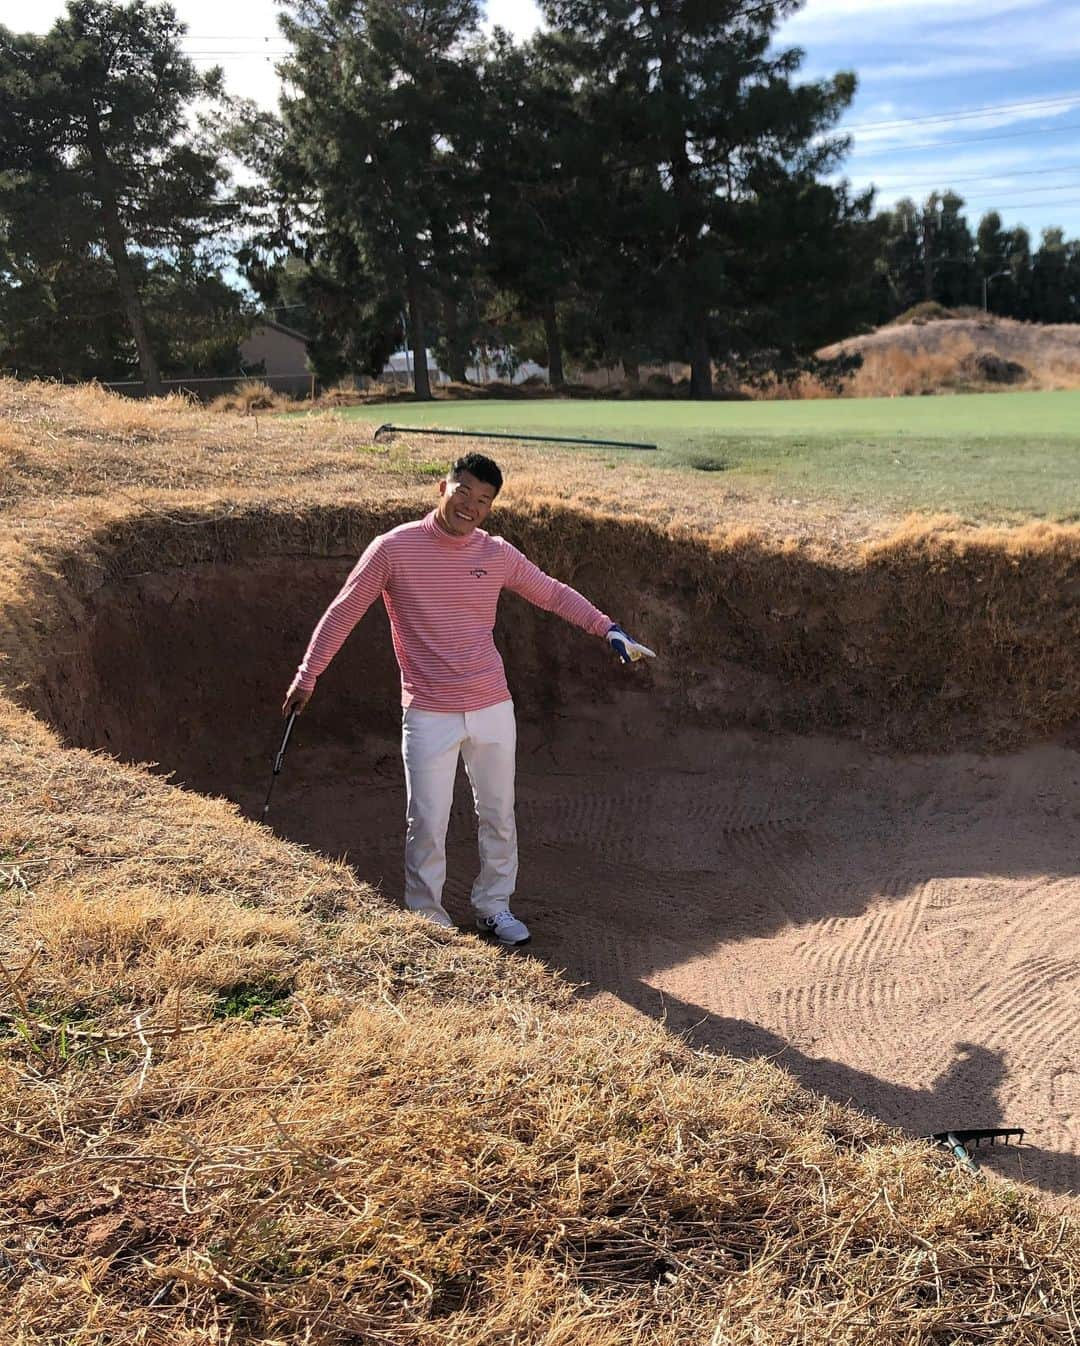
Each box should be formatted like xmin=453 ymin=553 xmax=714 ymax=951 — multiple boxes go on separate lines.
xmin=336 ymin=390 xmax=1080 ymax=520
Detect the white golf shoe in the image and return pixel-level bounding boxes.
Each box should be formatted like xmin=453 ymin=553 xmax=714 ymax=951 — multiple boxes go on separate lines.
xmin=412 ymin=906 xmax=456 ymax=931
xmin=476 ymin=909 xmax=531 ymax=946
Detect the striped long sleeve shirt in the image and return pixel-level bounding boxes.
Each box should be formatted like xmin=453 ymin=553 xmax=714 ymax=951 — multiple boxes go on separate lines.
xmin=290 ymin=510 xmax=613 ymax=712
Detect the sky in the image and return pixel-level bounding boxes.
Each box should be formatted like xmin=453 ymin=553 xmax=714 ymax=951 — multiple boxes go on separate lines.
xmin=5 ymin=0 xmax=1080 ymax=241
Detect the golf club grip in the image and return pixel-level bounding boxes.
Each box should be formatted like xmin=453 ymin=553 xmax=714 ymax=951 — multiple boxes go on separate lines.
xmin=273 ymin=710 xmax=298 ymax=774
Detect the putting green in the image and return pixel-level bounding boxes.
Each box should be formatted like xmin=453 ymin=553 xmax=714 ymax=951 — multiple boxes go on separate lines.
xmin=338 ymin=388 xmax=1080 ymax=443
xmin=324 ymin=390 xmax=1079 ymax=519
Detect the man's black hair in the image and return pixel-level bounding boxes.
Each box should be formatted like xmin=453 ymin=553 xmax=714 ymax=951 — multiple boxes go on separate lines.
xmin=449 ymin=453 xmax=503 ymax=496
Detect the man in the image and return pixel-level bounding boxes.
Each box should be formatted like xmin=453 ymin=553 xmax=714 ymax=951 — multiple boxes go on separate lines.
xmin=282 ymin=453 xmax=655 ymax=945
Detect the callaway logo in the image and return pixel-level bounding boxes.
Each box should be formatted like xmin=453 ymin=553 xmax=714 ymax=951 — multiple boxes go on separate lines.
xmin=469 ymin=567 xmax=489 ymax=578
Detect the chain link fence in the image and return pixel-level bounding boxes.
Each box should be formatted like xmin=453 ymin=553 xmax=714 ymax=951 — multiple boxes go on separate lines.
xmin=98 ymin=373 xmax=319 ymax=402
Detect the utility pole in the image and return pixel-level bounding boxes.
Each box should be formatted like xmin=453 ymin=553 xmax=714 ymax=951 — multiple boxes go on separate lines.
xmin=982 ymin=269 xmax=1010 ymax=312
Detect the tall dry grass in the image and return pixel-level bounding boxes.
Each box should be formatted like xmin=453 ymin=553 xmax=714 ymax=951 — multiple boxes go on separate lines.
xmin=209 ymin=379 xmax=299 ymax=414
xmin=845 ymin=333 xmax=985 ymax=397
xmin=823 ymin=317 xmax=1080 ymax=398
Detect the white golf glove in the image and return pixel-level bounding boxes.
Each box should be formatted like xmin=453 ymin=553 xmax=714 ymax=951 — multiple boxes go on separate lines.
xmin=606 ymin=623 xmax=656 ymax=664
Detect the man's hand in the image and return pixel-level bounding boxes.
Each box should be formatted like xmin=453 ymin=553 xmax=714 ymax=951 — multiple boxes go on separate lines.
xmin=606 ymin=624 xmax=656 ymax=665
xmin=282 ymin=685 xmax=312 ymax=717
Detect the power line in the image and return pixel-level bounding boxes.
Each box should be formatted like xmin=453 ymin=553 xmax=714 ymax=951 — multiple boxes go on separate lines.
xmin=865 ymin=187 xmax=1080 ymax=213
xmin=887 ymin=198 xmax=1080 ymax=215
xmin=867 ymin=181 xmax=1080 ymax=203
xmin=182 ymin=45 xmax=290 ymax=52
xmin=177 ymin=0 xmax=789 ymax=49
xmin=854 ymin=162 xmax=1080 ymax=193
xmin=961 ymin=195 xmax=1080 ymax=211
xmin=847 ymin=120 xmax=1080 ymax=156
xmin=843 ymin=92 xmax=1080 ymax=134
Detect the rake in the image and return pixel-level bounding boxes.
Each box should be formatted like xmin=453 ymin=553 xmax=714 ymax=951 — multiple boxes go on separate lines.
xmin=372 ymin=422 xmax=658 ymax=451
xmin=932 ymin=1127 xmax=1026 ymax=1174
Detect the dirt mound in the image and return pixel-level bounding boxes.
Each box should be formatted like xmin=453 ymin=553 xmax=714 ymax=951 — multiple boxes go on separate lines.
xmin=820 ymin=316 xmax=1080 ymax=396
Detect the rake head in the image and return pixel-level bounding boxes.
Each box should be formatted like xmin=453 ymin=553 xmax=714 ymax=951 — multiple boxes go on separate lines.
xmin=932 ymin=1127 xmax=1026 ymax=1174
xmin=932 ymin=1128 xmax=1026 ymax=1149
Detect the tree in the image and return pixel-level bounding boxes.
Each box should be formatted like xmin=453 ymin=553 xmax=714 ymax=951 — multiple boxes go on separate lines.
xmin=0 ymin=243 xmax=130 ymax=380
xmin=143 ymin=253 xmax=251 ymax=376
xmin=975 ymin=210 xmax=1009 ymax=311
xmin=1031 ymin=228 xmax=1074 ymax=323
xmin=278 ymin=0 xmax=486 ymax=400
xmin=971 ymin=211 xmax=1032 ymax=318
xmin=1003 ymin=225 xmax=1034 ymax=319
xmin=539 ymin=0 xmax=861 ymax=398
xmin=0 ymin=1 xmax=234 ymax=392
xmin=920 ymin=191 xmax=975 ymax=307
xmin=877 ymin=198 xmax=923 ymax=313
xmin=481 ymin=30 xmax=594 ymax=387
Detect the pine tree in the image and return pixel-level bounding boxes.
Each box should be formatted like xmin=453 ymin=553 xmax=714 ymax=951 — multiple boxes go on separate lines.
xmin=1004 ymin=226 xmax=1034 ymax=320
xmin=278 ymin=0 xmax=485 ymax=399
xmin=481 ymin=31 xmax=579 ymax=386
xmin=879 ymin=199 xmax=925 ymax=313
xmin=538 ymin=0 xmax=861 ymax=398
xmin=921 ymin=191 xmax=976 ymax=308
xmin=0 ymin=1 xmax=233 ymax=392
xmin=1031 ymin=228 xmax=1073 ymax=323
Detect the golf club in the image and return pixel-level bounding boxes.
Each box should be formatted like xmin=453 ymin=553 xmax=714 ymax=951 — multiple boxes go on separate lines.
xmin=261 ymin=710 xmax=298 ymax=823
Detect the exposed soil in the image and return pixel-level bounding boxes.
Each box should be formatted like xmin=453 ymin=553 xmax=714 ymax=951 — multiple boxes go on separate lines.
xmin=34 ymin=552 xmax=1080 ymax=1206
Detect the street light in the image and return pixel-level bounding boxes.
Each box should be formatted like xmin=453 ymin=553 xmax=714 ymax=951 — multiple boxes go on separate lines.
xmin=982 ymin=269 xmax=1010 ymax=312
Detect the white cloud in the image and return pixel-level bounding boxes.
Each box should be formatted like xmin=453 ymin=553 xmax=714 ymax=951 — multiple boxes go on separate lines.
xmin=0 ymin=1 xmax=64 ymax=32
xmin=852 ymin=53 xmax=1021 ymax=82
xmin=783 ymin=0 xmax=1046 ymax=37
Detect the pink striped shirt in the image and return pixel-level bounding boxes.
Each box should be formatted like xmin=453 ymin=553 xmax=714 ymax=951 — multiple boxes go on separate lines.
xmin=292 ymin=510 xmax=613 ymax=712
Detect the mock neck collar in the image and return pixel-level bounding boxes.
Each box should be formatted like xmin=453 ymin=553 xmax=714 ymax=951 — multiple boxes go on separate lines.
xmin=423 ymin=508 xmax=480 ymax=545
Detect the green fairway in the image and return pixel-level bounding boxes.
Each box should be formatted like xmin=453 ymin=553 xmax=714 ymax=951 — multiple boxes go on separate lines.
xmin=336 ymin=390 xmax=1080 ymax=520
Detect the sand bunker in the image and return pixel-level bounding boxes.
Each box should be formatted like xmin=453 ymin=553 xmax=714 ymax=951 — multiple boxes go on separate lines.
xmin=36 ymin=551 xmax=1080 ymax=1204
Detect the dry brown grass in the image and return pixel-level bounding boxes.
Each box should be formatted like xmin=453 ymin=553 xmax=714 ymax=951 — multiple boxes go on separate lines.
xmin=1 ymin=377 xmax=1078 ymax=1343
xmin=845 ymin=333 xmax=983 ymax=397
xmin=209 ymin=379 xmax=299 ymax=414
xmin=820 ymin=316 xmax=1080 ymax=397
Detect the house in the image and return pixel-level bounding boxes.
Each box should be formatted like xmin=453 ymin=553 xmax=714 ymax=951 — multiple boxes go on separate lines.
xmin=240 ymin=319 xmax=311 ymax=380
xmin=467 ymin=349 xmax=548 ymax=385
xmin=381 ymin=349 xmax=451 ymax=387
xmin=381 ymin=347 xmax=549 ymax=387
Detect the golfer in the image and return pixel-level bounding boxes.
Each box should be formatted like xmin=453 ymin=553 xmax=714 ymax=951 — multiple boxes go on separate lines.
xmin=282 ymin=453 xmax=655 ymax=945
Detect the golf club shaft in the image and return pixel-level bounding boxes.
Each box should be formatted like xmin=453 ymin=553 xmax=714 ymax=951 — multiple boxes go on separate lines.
xmin=262 ymin=710 xmax=298 ymax=821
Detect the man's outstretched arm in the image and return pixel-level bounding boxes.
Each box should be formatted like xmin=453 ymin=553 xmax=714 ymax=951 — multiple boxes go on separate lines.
xmin=282 ymin=538 xmax=391 ymax=714
xmin=502 ymin=544 xmax=655 ymax=662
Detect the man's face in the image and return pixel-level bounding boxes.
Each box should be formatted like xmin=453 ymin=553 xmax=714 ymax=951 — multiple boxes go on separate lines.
xmin=436 ymin=470 xmax=496 ymax=536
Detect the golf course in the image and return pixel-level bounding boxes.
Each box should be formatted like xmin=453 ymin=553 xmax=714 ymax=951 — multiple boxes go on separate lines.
xmin=7 ymin=0 xmax=1080 ymax=1337
xmin=339 ymin=389 xmax=1080 ymax=519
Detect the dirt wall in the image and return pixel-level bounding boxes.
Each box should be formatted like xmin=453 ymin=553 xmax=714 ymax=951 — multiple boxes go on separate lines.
xmin=15 ymin=504 xmax=1080 ymax=769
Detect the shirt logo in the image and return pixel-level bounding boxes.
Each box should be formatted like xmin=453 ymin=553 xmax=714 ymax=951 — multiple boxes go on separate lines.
xmin=469 ymin=567 xmax=489 ymax=578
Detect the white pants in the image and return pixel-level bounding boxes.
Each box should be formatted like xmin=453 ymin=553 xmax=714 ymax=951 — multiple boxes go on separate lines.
xmin=401 ymin=699 xmax=517 ymax=921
